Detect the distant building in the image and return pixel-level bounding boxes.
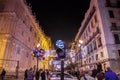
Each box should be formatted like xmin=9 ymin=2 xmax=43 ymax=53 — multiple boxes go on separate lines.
xmin=74 ymin=0 xmax=120 ymax=72
xmin=0 ymin=0 xmax=53 ymax=72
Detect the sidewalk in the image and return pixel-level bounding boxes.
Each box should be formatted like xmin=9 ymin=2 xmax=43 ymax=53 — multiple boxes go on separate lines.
xmin=4 ymin=75 xmax=24 ymax=80
xmin=4 ymin=72 xmax=24 ymax=80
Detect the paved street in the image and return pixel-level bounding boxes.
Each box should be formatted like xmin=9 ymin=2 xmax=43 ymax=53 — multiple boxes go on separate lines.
xmin=4 ymin=75 xmax=24 ymax=80
xmin=3 ymin=72 xmax=24 ymax=80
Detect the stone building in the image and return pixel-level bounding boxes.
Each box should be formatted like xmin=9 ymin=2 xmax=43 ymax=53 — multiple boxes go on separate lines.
xmin=74 ymin=0 xmax=120 ymax=72
xmin=0 ymin=0 xmax=52 ymax=72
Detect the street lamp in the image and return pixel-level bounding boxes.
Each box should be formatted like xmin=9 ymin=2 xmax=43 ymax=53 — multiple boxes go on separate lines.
xmin=31 ymin=43 xmax=45 ymax=71
xmin=56 ymin=40 xmax=66 ymax=80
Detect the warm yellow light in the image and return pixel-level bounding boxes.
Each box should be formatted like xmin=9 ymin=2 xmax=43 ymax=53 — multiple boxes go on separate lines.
xmin=78 ymin=44 xmax=81 ymax=47
xmin=79 ymin=40 xmax=83 ymax=44
xmin=37 ymin=43 xmax=40 ymax=48
xmin=32 ymin=53 xmax=35 ymax=56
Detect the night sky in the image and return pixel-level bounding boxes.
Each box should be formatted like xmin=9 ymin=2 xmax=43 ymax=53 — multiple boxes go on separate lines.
xmin=26 ymin=0 xmax=90 ymax=47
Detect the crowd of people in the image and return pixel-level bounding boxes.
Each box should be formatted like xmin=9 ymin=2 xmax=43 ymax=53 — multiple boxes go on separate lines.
xmin=67 ymin=67 xmax=119 ymax=80
xmin=24 ymin=68 xmax=50 ymax=80
xmin=24 ymin=66 xmax=119 ymax=80
xmin=0 ymin=66 xmax=119 ymax=80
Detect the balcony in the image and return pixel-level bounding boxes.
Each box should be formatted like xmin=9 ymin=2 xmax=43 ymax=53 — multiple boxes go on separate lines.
xmin=111 ymin=26 xmax=120 ymax=31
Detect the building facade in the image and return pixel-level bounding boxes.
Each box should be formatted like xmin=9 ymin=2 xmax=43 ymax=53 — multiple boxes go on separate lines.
xmin=0 ymin=0 xmax=53 ymax=72
xmin=74 ymin=0 xmax=120 ymax=72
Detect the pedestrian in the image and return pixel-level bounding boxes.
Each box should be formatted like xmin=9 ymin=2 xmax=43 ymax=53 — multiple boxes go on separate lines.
xmin=24 ymin=69 xmax=28 ymax=80
xmin=79 ymin=68 xmax=85 ymax=79
xmin=104 ymin=67 xmax=119 ymax=80
xmin=35 ymin=70 xmax=40 ymax=80
xmin=41 ymin=70 xmax=46 ymax=80
xmin=27 ymin=68 xmax=34 ymax=80
xmin=96 ymin=71 xmax=104 ymax=80
xmin=75 ymin=69 xmax=80 ymax=80
xmin=80 ymin=68 xmax=95 ymax=80
xmin=46 ymin=69 xmax=50 ymax=80
xmin=91 ymin=68 xmax=98 ymax=78
xmin=0 ymin=68 xmax=6 ymax=80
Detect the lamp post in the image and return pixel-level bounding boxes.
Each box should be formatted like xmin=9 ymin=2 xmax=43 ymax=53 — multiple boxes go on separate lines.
xmin=56 ymin=40 xmax=66 ymax=80
xmin=31 ymin=43 xmax=45 ymax=71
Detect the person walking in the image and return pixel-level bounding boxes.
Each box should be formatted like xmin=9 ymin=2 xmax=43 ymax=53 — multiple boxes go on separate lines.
xmin=24 ymin=69 xmax=28 ymax=80
xmin=0 ymin=68 xmax=6 ymax=80
xmin=96 ymin=71 xmax=104 ymax=80
xmin=35 ymin=70 xmax=40 ymax=80
xmin=27 ymin=68 xmax=34 ymax=80
xmin=41 ymin=70 xmax=46 ymax=80
xmin=80 ymin=69 xmax=95 ymax=80
xmin=92 ymin=68 xmax=98 ymax=78
xmin=104 ymin=67 xmax=119 ymax=80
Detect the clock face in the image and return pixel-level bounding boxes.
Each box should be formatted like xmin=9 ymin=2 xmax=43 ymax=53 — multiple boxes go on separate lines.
xmin=56 ymin=40 xmax=64 ymax=49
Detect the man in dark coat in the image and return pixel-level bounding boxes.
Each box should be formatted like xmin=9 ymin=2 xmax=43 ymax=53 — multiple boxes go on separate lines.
xmin=104 ymin=67 xmax=119 ymax=80
xmin=35 ymin=70 xmax=40 ymax=80
xmin=0 ymin=69 xmax=6 ymax=80
xmin=24 ymin=69 xmax=28 ymax=80
xmin=41 ymin=70 xmax=46 ymax=80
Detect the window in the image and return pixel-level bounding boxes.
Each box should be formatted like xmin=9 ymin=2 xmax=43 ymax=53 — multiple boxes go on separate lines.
xmin=87 ymin=46 xmax=90 ymax=54
xmin=96 ymin=54 xmax=98 ymax=60
xmin=118 ymin=50 xmax=120 ymax=56
xmin=89 ymin=58 xmax=91 ymax=63
xmin=26 ymin=52 xmax=29 ymax=57
xmin=108 ymin=10 xmax=115 ymax=18
xmin=106 ymin=0 xmax=111 ymax=6
xmin=21 ymin=31 xmax=24 ymax=36
xmin=112 ymin=23 xmax=117 ymax=27
xmin=98 ymin=37 xmax=102 ymax=47
xmin=88 ymin=26 xmax=90 ymax=33
xmin=30 ymin=26 xmax=32 ymax=32
xmin=0 ymin=1 xmax=5 ymax=11
xmin=89 ymin=44 xmax=93 ymax=52
xmin=100 ymin=52 xmax=104 ymax=57
xmin=91 ymin=20 xmax=94 ymax=28
xmin=114 ymin=34 xmax=120 ymax=44
xmin=111 ymin=23 xmax=117 ymax=30
xmin=23 ymin=20 xmax=25 ymax=24
xmin=17 ymin=47 xmax=20 ymax=54
xmin=117 ymin=0 xmax=120 ymax=7
xmin=94 ymin=14 xmax=98 ymax=23
xmin=35 ymin=32 xmax=37 ymax=38
xmin=28 ymin=37 xmax=30 ymax=42
xmin=96 ymin=27 xmax=99 ymax=33
xmin=92 ymin=56 xmax=94 ymax=61
xmin=93 ymin=40 xmax=97 ymax=50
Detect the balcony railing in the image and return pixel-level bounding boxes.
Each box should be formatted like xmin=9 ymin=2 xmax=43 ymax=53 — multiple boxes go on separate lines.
xmin=111 ymin=26 xmax=120 ymax=31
